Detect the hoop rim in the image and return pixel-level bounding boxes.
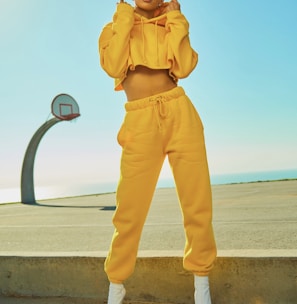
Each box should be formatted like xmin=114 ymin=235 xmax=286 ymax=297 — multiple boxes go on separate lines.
xmin=51 ymin=93 xmax=80 ymax=121
xmin=53 ymin=113 xmax=81 ymax=121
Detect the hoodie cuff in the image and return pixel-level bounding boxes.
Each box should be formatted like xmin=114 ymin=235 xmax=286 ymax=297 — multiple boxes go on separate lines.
xmin=166 ymin=10 xmax=189 ymax=30
xmin=114 ymin=2 xmax=134 ymax=27
xmin=116 ymin=2 xmax=134 ymax=15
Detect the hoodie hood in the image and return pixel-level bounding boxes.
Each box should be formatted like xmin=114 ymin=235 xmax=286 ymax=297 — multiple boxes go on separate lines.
xmin=134 ymin=12 xmax=167 ymax=26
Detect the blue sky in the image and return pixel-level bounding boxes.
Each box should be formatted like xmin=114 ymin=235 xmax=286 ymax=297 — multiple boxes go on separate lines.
xmin=1 ymin=0 xmax=296 ymax=195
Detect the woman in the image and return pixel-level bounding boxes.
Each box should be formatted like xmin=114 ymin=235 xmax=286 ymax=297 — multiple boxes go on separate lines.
xmin=98 ymin=1 xmax=217 ymax=303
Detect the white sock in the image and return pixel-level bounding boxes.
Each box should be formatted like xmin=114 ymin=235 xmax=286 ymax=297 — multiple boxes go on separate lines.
xmin=107 ymin=282 xmax=126 ymax=304
xmin=194 ymin=275 xmax=211 ymax=304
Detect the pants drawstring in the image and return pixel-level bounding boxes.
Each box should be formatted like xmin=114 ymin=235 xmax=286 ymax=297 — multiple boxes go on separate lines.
xmin=150 ymin=96 xmax=169 ymax=130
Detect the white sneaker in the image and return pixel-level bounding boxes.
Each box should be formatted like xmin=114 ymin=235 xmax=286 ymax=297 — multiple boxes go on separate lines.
xmin=107 ymin=283 xmax=126 ymax=304
xmin=194 ymin=275 xmax=211 ymax=304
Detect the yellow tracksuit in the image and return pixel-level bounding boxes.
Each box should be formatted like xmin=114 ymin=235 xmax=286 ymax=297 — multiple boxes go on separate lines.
xmin=99 ymin=3 xmax=217 ymax=284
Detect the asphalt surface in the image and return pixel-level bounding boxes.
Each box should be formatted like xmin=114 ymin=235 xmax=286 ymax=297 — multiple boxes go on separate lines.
xmin=0 ymin=179 xmax=296 ymax=254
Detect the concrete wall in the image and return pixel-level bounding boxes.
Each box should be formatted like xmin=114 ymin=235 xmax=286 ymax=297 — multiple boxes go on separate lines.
xmin=0 ymin=251 xmax=296 ymax=304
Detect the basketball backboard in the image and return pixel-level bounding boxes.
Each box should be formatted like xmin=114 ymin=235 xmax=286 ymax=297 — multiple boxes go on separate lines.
xmin=51 ymin=94 xmax=80 ymax=121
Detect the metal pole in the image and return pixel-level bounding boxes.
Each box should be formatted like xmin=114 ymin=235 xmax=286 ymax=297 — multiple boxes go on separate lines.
xmin=21 ymin=118 xmax=61 ymax=204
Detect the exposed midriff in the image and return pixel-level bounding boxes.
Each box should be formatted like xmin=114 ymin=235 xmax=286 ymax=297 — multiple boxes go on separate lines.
xmin=122 ymin=65 xmax=177 ymax=101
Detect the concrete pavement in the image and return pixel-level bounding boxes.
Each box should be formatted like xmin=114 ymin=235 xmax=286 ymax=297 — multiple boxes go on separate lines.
xmin=0 ymin=180 xmax=297 ymax=303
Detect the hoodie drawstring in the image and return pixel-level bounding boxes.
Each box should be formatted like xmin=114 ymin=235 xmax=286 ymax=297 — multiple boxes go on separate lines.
xmin=140 ymin=17 xmax=160 ymax=66
xmin=154 ymin=21 xmax=159 ymax=66
xmin=141 ymin=18 xmax=146 ymax=63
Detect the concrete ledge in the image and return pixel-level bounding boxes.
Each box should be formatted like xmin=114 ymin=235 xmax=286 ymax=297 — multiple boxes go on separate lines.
xmin=0 ymin=251 xmax=297 ymax=304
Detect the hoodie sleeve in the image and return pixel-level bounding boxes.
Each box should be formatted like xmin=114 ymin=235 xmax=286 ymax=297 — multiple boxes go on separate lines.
xmin=99 ymin=3 xmax=134 ymax=78
xmin=165 ymin=10 xmax=198 ymax=79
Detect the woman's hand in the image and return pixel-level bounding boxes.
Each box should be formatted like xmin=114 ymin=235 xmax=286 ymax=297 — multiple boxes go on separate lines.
xmin=155 ymin=0 xmax=180 ymax=17
xmin=165 ymin=0 xmax=180 ymax=12
xmin=118 ymin=0 xmax=132 ymax=7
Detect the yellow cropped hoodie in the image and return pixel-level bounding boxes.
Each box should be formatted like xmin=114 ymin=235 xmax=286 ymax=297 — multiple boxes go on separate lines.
xmin=99 ymin=3 xmax=198 ymax=91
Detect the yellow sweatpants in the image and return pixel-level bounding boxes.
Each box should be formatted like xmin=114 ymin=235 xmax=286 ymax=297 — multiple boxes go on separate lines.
xmin=105 ymin=86 xmax=217 ymax=283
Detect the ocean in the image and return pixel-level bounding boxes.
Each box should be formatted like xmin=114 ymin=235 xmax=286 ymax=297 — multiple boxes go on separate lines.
xmin=1 ymin=169 xmax=296 ymax=204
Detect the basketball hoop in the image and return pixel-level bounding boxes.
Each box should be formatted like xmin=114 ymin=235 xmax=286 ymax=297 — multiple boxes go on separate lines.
xmin=59 ymin=113 xmax=80 ymax=121
xmin=51 ymin=94 xmax=80 ymax=121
